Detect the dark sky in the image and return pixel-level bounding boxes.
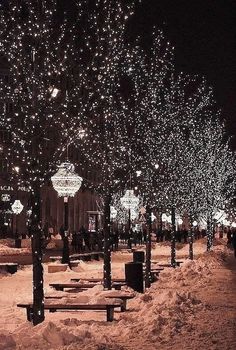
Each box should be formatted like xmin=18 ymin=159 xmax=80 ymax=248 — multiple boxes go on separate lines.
xmin=132 ymin=0 xmax=236 ymax=147
xmin=1 ymin=0 xmax=235 ymax=145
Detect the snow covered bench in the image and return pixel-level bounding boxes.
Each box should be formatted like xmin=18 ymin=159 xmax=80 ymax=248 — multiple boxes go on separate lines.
xmin=17 ymin=300 xmax=123 ymax=322
xmin=158 ymin=261 xmax=184 ymax=268
xmin=49 ymin=256 xmax=62 ymax=262
xmin=70 ymin=277 xmax=126 ymax=283
xmin=0 ymin=263 xmax=18 ymax=274
xmin=69 ymin=251 xmax=104 ymax=261
xmin=49 ymin=281 xmax=126 ymax=291
xmin=45 ymin=291 xmax=135 ymax=312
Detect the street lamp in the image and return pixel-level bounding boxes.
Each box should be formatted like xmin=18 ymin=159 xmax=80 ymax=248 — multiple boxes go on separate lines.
xmin=51 ymin=161 xmax=82 ymax=264
xmin=120 ymin=189 xmax=139 ymax=249
xmin=11 ymin=199 xmax=23 ymax=248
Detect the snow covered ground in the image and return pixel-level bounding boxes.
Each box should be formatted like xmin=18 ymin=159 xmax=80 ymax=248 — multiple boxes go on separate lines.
xmin=0 ymin=238 xmax=235 ymax=350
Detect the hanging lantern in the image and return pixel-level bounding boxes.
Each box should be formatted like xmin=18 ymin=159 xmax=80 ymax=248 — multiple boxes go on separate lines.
xmin=51 ymin=162 xmax=82 ymax=197
xmin=120 ymin=190 xmax=139 ymax=210
xmin=11 ymin=199 xmax=23 ymax=214
xmin=110 ymin=206 xmax=117 ymax=220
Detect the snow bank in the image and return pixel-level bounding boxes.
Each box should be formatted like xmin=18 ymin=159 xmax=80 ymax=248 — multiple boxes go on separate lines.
xmin=0 ymin=239 xmax=234 ymax=350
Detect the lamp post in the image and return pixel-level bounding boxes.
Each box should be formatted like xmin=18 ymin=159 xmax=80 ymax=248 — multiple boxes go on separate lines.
xmin=120 ymin=189 xmax=139 ymax=249
xmin=11 ymin=199 xmax=23 ymax=248
xmin=51 ymin=161 xmax=82 ymax=265
xmin=189 ymin=220 xmax=197 ymax=260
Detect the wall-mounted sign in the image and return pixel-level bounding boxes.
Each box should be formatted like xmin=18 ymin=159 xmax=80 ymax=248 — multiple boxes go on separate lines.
xmin=0 ymin=185 xmax=29 ymax=192
xmin=0 ymin=185 xmax=14 ymax=191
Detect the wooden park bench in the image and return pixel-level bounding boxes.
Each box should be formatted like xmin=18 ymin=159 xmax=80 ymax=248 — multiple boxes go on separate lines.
xmin=49 ymin=256 xmax=62 ymax=262
xmin=49 ymin=281 xmax=126 ymax=291
xmin=45 ymin=291 xmax=135 ymax=312
xmin=157 ymin=261 xmax=184 ymax=268
xmin=17 ymin=300 xmax=123 ymax=322
xmin=101 ymin=291 xmax=135 ymax=312
xmin=49 ymin=252 xmax=104 ymax=263
xmin=71 ymin=277 xmax=126 ymax=283
xmin=0 ymin=263 xmax=18 ymax=274
xmin=69 ymin=251 xmax=104 ymax=262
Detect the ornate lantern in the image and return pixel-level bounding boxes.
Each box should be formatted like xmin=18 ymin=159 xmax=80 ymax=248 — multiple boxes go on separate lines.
xmin=51 ymin=161 xmax=82 ymax=265
xmin=120 ymin=190 xmax=139 ymax=210
xmin=51 ymin=162 xmax=82 ymax=197
xmin=11 ymin=199 xmax=23 ymax=214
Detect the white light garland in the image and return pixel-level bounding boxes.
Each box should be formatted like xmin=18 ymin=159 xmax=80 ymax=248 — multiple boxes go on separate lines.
xmin=11 ymin=199 xmax=23 ymax=214
xmin=51 ymin=162 xmax=82 ymax=197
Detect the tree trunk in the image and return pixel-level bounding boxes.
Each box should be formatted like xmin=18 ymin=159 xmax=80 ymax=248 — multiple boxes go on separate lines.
xmin=171 ymin=206 xmax=176 ymax=267
xmin=145 ymin=205 xmax=152 ymax=289
xmin=31 ymin=186 xmax=44 ymax=325
xmin=207 ymin=215 xmax=213 ymax=251
xmin=103 ymin=195 xmax=112 ymax=289
xmin=189 ymin=216 xmax=194 ymax=260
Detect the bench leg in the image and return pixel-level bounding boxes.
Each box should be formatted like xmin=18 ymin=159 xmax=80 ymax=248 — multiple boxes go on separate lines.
xmin=106 ymin=307 xmax=114 ymax=322
xmin=114 ymin=285 xmax=122 ymax=290
xmin=6 ymin=266 xmax=17 ymax=274
xmin=54 ymin=286 xmax=64 ymax=291
xmin=26 ymin=307 xmax=33 ymax=322
xmin=121 ymin=300 xmax=127 ymax=312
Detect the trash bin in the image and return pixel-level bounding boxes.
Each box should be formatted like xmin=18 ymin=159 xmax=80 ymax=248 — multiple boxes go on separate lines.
xmin=125 ymin=262 xmax=144 ymax=293
xmin=15 ymin=239 xmax=21 ymax=248
xmin=133 ymin=251 xmax=145 ymax=263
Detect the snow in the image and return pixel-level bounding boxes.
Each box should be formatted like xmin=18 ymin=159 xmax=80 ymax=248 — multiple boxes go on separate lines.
xmin=0 ymin=239 xmax=31 ymax=256
xmin=0 ymin=238 xmax=236 ymax=350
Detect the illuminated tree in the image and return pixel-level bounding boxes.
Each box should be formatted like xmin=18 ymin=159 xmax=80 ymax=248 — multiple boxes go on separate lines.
xmin=74 ymin=0 xmax=138 ymax=289
xmin=0 ymin=0 xmax=87 ymax=325
xmin=188 ymin=116 xmax=235 ymax=251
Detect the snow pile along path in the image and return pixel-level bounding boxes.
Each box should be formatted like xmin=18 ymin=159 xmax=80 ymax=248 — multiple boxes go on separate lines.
xmin=0 ymin=241 xmax=236 ymax=350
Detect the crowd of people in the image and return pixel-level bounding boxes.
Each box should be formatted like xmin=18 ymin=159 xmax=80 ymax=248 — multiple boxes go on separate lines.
xmin=40 ymin=223 xmax=236 ymax=254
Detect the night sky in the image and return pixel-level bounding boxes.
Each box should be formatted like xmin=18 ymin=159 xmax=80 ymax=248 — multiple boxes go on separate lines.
xmin=131 ymin=0 xmax=236 ymax=147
